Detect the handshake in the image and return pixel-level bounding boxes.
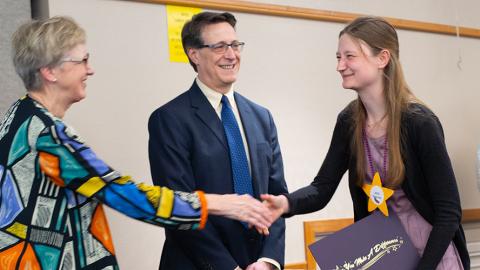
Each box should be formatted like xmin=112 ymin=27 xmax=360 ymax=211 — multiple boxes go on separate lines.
xmin=205 ymin=193 xmax=290 ymax=235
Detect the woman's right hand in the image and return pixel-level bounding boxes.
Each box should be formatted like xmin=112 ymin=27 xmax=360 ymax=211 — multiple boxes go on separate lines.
xmin=205 ymin=194 xmax=274 ymax=233
xmin=261 ymin=194 xmax=289 ymax=224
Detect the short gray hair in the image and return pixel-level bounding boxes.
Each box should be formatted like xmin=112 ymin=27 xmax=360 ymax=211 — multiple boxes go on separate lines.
xmin=12 ymin=16 xmax=86 ymax=91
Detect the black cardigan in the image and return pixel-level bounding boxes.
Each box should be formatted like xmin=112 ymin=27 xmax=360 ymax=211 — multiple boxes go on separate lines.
xmin=286 ymin=103 xmax=469 ymax=270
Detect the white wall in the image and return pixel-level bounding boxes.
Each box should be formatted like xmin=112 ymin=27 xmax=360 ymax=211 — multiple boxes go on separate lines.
xmin=0 ymin=0 xmax=30 ymax=117
xmin=48 ymin=0 xmax=480 ymax=268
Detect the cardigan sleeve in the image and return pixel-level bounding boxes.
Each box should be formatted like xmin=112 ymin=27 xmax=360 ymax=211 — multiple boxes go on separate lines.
xmin=35 ymin=120 xmax=207 ymax=231
xmin=286 ymin=109 xmax=351 ymax=216
xmin=408 ymin=111 xmax=462 ymax=269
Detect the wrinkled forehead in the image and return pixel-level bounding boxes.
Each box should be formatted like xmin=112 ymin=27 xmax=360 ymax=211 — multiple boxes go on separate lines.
xmin=63 ymin=43 xmax=88 ymax=58
xmin=200 ymin=22 xmax=238 ymax=44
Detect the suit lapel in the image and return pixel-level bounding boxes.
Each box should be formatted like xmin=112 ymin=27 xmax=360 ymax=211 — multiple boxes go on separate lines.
xmin=189 ymin=82 xmax=228 ymax=150
xmin=235 ymin=93 xmax=261 ymax=196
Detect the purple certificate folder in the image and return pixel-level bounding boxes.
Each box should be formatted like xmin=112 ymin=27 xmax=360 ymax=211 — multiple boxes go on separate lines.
xmin=309 ymin=210 xmax=420 ymax=270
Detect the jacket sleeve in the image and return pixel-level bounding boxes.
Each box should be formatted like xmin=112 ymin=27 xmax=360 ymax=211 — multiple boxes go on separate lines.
xmin=410 ymin=113 xmax=462 ymax=269
xmin=259 ymin=110 xmax=288 ymax=268
xmin=148 ymin=108 xmax=238 ymax=269
xmin=35 ymin=120 xmax=207 ymax=231
xmin=286 ymin=111 xmax=350 ymax=216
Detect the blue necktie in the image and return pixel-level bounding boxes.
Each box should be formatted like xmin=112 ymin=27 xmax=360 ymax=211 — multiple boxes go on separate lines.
xmin=221 ymin=95 xmax=254 ymax=197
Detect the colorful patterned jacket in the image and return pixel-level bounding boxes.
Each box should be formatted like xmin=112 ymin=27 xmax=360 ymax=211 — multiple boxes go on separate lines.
xmin=0 ymin=95 xmax=207 ymax=269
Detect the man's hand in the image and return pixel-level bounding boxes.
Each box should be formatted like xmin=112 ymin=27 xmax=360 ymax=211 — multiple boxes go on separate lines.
xmin=246 ymin=261 xmax=274 ymax=270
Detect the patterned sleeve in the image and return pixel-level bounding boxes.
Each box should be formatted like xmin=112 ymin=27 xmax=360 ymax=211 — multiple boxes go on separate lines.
xmin=35 ymin=120 xmax=207 ymax=230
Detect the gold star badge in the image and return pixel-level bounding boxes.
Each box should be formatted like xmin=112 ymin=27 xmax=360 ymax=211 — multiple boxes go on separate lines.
xmin=362 ymin=172 xmax=394 ymax=216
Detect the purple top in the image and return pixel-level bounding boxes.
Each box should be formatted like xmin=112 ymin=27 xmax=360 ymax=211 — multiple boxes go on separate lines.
xmin=365 ymin=135 xmax=464 ymax=270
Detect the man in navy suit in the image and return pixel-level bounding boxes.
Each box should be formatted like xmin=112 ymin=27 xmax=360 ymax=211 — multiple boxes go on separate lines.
xmin=148 ymin=12 xmax=288 ymax=270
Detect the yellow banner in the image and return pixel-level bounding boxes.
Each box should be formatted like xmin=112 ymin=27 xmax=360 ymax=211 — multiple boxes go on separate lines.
xmin=166 ymin=5 xmax=202 ymax=63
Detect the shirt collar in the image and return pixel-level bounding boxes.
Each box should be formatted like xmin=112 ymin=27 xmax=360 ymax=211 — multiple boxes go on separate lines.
xmin=196 ymin=77 xmax=235 ymax=110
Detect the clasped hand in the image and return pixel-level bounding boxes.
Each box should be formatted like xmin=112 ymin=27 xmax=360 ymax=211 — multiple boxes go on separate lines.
xmin=246 ymin=194 xmax=289 ymax=235
xmin=245 ymin=194 xmax=289 ymax=235
xmin=209 ymin=193 xmax=288 ymax=235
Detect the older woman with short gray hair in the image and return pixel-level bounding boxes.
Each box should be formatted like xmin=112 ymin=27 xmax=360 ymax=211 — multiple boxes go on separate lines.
xmin=0 ymin=16 xmax=272 ymax=269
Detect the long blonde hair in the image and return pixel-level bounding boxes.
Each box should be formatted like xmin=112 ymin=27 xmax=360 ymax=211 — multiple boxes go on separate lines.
xmin=340 ymin=16 xmax=421 ymax=188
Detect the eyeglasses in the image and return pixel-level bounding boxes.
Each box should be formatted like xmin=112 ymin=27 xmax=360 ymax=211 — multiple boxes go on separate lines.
xmin=61 ymin=53 xmax=89 ymax=65
xmin=198 ymin=41 xmax=245 ymax=54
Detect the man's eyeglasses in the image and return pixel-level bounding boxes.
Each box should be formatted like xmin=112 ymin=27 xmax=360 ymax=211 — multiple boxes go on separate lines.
xmin=198 ymin=41 xmax=245 ymax=54
xmin=61 ymin=53 xmax=89 ymax=65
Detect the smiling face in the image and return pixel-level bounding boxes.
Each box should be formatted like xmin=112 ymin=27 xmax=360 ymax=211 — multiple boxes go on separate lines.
xmin=54 ymin=43 xmax=94 ymax=104
xmin=336 ymin=34 xmax=384 ymax=93
xmin=188 ymin=22 xmax=240 ymax=94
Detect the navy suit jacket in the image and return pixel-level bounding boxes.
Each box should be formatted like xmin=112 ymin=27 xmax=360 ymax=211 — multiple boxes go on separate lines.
xmin=148 ymin=81 xmax=288 ymax=270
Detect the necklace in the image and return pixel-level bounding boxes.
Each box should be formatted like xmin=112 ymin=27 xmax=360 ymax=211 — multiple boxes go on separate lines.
xmin=363 ymin=128 xmax=388 ymax=180
xmin=366 ymin=114 xmax=387 ymax=128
